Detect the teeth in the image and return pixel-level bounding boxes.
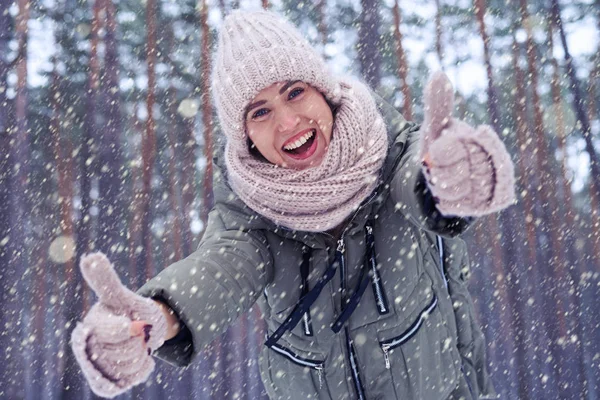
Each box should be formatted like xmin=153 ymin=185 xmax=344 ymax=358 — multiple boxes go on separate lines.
xmin=284 ymin=130 xmax=315 ymax=150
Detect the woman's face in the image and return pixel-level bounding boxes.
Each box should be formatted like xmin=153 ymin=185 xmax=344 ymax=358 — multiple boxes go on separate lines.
xmin=245 ymin=81 xmax=334 ymax=170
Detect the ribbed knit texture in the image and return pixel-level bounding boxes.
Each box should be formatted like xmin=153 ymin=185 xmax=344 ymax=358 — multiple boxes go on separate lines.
xmin=70 ymin=252 xmax=168 ymax=398
xmin=225 ymin=78 xmax=388 ymax=232
xmin=212 ymin=10 xmax=388 ymax=232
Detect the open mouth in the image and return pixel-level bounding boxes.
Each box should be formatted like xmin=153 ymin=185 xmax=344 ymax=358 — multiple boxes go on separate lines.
xmin=282 ymin=129 xmax=318 ymax=160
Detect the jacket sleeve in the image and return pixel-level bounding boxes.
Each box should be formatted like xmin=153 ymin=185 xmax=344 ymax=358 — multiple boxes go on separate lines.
xmin=136 ymin=208 xmax=273 ymax=367
xmin=443 ymin=238 xmax=498 ymax=399
xmin=389 ymin=125 xmax=474 ymax=238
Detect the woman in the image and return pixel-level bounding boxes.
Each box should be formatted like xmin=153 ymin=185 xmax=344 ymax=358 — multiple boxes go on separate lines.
xmin=71 ymin=10 xmax=514 ymax=399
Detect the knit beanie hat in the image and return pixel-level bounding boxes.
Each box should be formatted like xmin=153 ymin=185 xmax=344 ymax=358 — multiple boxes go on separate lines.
xmin=212 ymin=10 xmax=343 ymax=148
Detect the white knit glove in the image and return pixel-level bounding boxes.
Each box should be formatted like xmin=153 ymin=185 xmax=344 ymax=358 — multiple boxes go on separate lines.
xmin=70 ymin=252 xmax=167 ymax=398
xmin=420 ymin=72 xmax=516 ymax=217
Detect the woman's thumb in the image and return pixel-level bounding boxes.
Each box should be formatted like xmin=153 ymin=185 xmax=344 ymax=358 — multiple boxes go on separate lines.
xmin=80 ymin=252 xmax=131 ymax=309
xmin=130 ymin=320 xmax=153 ymax=342
xmin=421 ymin=71 xmax=455 ymax=152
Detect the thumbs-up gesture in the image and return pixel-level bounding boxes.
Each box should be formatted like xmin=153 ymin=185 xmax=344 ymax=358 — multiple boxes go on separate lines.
xmin=420 ymin=72 xmax=515 ymax=217
xmin=70 ymin=252 xmax=167 ymax=398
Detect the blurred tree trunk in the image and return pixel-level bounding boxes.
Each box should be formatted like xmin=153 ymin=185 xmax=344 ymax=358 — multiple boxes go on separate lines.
xmin=97 ymin=0 xmax=125 ymax=260
xmin=549 ymin=0 xmax=600 ymax=202
xmin=584 ymin=9 xmax=600 ymax=396
xmin=179 ymin=116 xmax=198 ymax=254
xmin=261 ymin=0 xmax=269 ymax=10
xmin=586 ymin=8 xmax=600 ymax=270
xmin=31 ymin=235 xmax=49 ymax=397
xmin=588 ymin=81 xmax=600 ymax=270
xmin=509 ymin=34 xmax=542 ymax=400
xmin=518 ymin=1 xmax=573 ymax=397
xmin=75 ymin=0 xmax=101 ymax=258
xmin=132 ymin=0 xmax=158 ymax=398
xmin=65 ymin=0 xmax=103 ymax=396
xmin=128 ymin=103 xmax=144 ymax=286
xmin=50 ymin=63 xmax=80 ymax=399
xmin=473 ymin=0 xmax=501 ymax=131
xmin=4 ymin=0 xmax=32 ymax=397
xmin=473 ymin=0 xmax=521 ymax=276
xmin=199 ymin=0 xmax=214 ymax=230
xmin=163 ymin=22 xmax=188 ymax=394
xmin=0 ymin=1 xmax=19 ymax=397
xmin=316 ymin=0 xmax=327 ymax=47
xmin=472 ymin=215 xmax=518 ymax=398
xmin=357 ymin=0 xmax=380 ymax=89
xmin=547 ymin=20 xmax=587 ymax=399
xmin=140 ymin=0 xmax=158 ymax=277
xmin=434 ymin=0 xmax=443 ymax=65
xmin=392 ymin=0 xmax=412 ymax=120
xmin=166 ymin=29 xmax=184 ymax=264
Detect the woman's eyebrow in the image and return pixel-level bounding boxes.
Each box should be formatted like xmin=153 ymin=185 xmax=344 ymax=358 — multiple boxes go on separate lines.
xmin=244 ymin=80 xmax=301 ymax=119
xmin=279 ymin=80 xmax=300 ymax=95
xmin=245 ymin=100 xmax=267 ymax=118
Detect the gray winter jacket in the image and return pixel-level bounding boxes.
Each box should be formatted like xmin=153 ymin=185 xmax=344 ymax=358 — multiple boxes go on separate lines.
xmin=138 ymin=96 xmax=497 ymax=400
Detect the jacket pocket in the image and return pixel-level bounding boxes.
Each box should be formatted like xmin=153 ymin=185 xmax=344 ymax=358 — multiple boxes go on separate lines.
xmin=259 ymin=341 xmax=330 ymax=400
xmin=347 ymin=225 xmax=424 ymax=331
xmin=374 ymin=275 xmax=460 ymax=400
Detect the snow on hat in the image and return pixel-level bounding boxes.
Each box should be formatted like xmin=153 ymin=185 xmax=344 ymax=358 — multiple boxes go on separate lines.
xmin=211 ymin=10 xmax=342 ymax=150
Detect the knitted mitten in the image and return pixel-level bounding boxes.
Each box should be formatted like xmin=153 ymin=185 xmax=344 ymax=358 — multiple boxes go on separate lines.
xmin=419 ymin=71 xmax=516 ymax=217
xmin=70 ymin=252 xmax=167 ymax=398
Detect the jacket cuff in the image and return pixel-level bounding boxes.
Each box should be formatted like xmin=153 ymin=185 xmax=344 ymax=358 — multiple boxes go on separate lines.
xmin=415 ymin=169 xmax=475 ymax=237
xmin=147 ymin=295 xmax=194 ymax=368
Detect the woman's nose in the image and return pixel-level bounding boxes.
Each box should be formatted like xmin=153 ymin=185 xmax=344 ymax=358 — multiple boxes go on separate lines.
xmin=276 ymin=106 xmax=300 ymax=132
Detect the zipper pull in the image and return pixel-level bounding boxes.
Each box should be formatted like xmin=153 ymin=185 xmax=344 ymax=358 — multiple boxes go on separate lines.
xmin=316 ymin=366 xmax=323 ymax=389
xmin=337 ymin=239 xmax=345 ymax=254
xmin=382 ymin=346 xmax=390 ymax=369
xmin=302 ymin=312 xmax=311 ymax=335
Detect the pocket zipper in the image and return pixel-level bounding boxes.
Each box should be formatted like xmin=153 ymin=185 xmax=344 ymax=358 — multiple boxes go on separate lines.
xmin=269 ymin=342 xmax=325 ymax=389
xmin=380 ymin=294 xmax=438 ymax=369
xmin=366 ymin=223 xmax=390 ymax=314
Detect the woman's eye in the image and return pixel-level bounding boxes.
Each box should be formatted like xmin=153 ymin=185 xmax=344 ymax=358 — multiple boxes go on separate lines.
xmin=288 ymin=87 xmax=304 ymax=100
xmin=252 ymin=108 xmax=269 ymax=119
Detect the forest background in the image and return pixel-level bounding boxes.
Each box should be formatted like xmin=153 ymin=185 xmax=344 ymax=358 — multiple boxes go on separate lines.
xmin=1 ymin=0 xmax=599 ymax=398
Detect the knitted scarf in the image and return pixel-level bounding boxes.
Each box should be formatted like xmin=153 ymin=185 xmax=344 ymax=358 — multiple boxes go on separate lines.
xmin=225 ymin=79 xmax=388 ymax=232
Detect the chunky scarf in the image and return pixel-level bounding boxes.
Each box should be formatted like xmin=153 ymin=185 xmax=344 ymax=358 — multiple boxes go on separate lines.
xmin=224 ymin=79 xmax=388 ymax=232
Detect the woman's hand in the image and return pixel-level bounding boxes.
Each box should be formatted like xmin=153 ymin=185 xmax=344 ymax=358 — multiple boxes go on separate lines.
xmin=70 ymin=252 xmax=168 ymax=398
xmin=419 ymin=71 xmax=515 ymax=217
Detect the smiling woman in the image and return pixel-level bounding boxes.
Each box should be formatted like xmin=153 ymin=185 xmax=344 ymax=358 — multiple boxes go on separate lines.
xmin=71 ymin=9 xmax=515 ymax=400
xmin=244 ymin=80 xmax=334 ymax=169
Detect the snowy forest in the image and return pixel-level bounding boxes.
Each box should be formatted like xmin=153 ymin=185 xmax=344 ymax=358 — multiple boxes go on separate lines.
xmin=1 ymin=0 xmax=599 ymax=398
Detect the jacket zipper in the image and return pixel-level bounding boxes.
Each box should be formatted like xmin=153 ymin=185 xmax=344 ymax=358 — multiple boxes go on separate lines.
xmin=366 ymin=223 xmax=389 ymax=314
xmin=302 ymin=312 xmax=313 ymax=336
xmin=269 ymin=342 xmax=325 ymax=389
xmin=310 ymin=193 xmax=376 ymax=398
xmin=380 ymin=294 xmax=438 ymax=369
xmin=436 ymin=235 xmax=448 ymax=289
xmin=301 ymin=248 xmax=314 ymax=336
xmin=337 ymin=237 xmax=366 ymax=400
